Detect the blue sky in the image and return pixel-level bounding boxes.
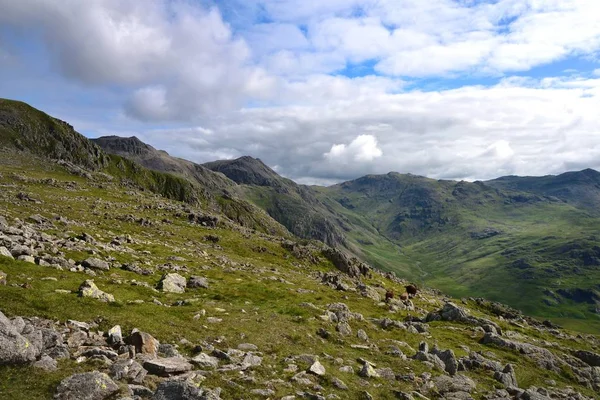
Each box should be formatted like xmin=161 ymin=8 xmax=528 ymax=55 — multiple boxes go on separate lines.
xmin=1 ymin=0 xmax=600 ymax=184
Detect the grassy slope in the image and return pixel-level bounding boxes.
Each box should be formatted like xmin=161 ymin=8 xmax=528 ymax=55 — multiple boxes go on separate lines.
xmin=314 ymin=177 xmax=600 ymax=333
xmin=1 ymin=154 xmax=598 ymax=399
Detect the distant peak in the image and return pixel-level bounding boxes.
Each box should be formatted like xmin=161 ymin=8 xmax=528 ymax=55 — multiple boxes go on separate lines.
xmin=92 ymin=135 xmax=155 ymax=156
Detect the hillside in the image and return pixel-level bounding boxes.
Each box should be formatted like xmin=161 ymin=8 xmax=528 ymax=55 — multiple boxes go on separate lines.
xmin=1 ymin=99 xmax=600 ymax=399
xmin=1 ymin=151 xmax=600 ymax=400
xmin=93 ymin=131 xmax=600 ymax=333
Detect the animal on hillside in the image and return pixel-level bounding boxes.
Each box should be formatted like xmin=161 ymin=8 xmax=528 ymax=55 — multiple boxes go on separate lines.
xmin=405 ymin=284 xmax=418 ymax=298
xmin=399 ymin=292 xmax=409 ymax=301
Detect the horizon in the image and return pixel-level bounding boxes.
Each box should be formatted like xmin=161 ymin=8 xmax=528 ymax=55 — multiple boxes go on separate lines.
xmin=92 ymin=132 xmax=600 ymax=187
xmin=2 ymin=1 xmax=600 ymax=185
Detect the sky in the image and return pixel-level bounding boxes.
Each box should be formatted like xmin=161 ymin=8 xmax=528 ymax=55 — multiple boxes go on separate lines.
xmin=1 ymin=0 xmax=600 ymax=185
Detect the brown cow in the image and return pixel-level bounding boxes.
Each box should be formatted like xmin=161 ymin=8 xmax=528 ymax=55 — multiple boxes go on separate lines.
xmin=399 ymin=292 xmax=409 ymax=300
xmin=385 ymin=289 xmax=394 ymax=302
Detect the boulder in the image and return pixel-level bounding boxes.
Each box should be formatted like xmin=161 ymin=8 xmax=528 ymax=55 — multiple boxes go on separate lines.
xmin=434 ymin=374 xmax=477 ymax=394
xmin=187 ymin=276 xmax=209 ymax=289
xmin=573 ymin=350 xmax=600 ymax=367
xmin=358 ymin=362 xmax=380 ymax=378
xmin=54 ymin=371 xmax=119 ymax=400
xmin=143 ymin=357 xmax=193 ymax=376
xmin=493 ymin=364 xmax=518 ymax=387
xmin=0 ymin=246 xmax=13 ymax=259
xmin=109 ymin=359 xmax=147 ymax=384
xmin=0 ymin=311 xmax=41 ymax=364
xmin=81 ymin=258 xmax=110 ymax=271
xmin=127 ymin=331 xmax=160 ymax=358
xmin=108 ymin=325 xmax=122 ymax=345
xmin=78 ymin=280 xmax=115 ymax=302
xmin=308 ymin=360 xmax=326 ymax=376
xmin=152 ymin=380 xmax=212 ymax=400
xmin=191 ymin=353 xmax=219 ymax=369
xmin=33 ymin=355 xmax=58 ymax=371
xmin=157 ymin=273 xmax=186 ymax=293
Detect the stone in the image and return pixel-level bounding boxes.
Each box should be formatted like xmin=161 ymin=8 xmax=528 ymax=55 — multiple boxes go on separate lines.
xmin=54 ymin=371 xmax=119 ymax=400
xmin=192 ymin=353 xmax=219 ymax=369
xmin=432 ymin=348 xmax=459 ymax=376
xmin=357 ymin=329 xmax=369 ymax=342
xmin=237 ymin=343 xmax=258 ymax=351
xmin=110 ymin=359 xmax=147 ymax=384
xmin=573 ymin=350 xmax=600 ymax=367
xmin=10 ymin=245 xmax=33 ymax=257
xmin=17 ymin=255 xmax=35 ymax=263
xmin=0 ymin=246 xmax=13 ymax=259
xmin=78 ymin=280 xmax=115 ymax=302
xmin=0 ymin=270 xmax=6 ymax=285
xmin=358 ymin=363 xmax=380 ymax=378
xmin=241 ymin=353 xmax=263 ymax=370
xmin=152 ymin=380 xmax=205 ymax=400
xmin=251 ymin=389 xmax=275 ymax=397
xmin=108 ymin=325 xmax=122 ymax=345
xmin=332 ymin=377 xmax=348 ymax=390
xmin=81 ymin=258 xmax=110 ymax=271
xmin=157 ymin=273 xmax=186 ymax=293
xmin=336 ymin=322 xmax=352 ymax=336
xmin=187 ymin=276 xmax=209 ymax=289
xmin=158 ymin=344 xmax=180 ymax=358
xmin=127 ymin=331 xmax=160 ymax=357
xmin=308 ymin=360 xmax=326 ymax=376
xmin=143 ymin=357 xmax=193 ymax=376
xmin=128 ymin=384 xmax=154 ymax=398
xmin=0 ymin=310 xmax=41 ymax=364
xmin=494 ymin=364 xmax=518 ymax=388
xmin=33 ymin=355 xmax=58 ymax=371
xmin=433 ymin=374 xmax=477 ymax=394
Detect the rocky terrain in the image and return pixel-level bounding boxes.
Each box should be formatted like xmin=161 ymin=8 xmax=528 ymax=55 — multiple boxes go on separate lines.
xmin=1 ymin=98 xmax=600 ymax=399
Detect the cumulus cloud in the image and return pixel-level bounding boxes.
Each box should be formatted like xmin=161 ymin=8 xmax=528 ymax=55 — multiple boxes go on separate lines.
xmin=3 ymin=0 xmax=600 ymax=184
xmin=324 ymin=134 xmax=383 ymax=163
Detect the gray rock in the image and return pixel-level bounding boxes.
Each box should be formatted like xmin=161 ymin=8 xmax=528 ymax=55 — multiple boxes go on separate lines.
xmin=493 ymin=364 xmax=518 ymax=387
xmin=357 ymin=329 xmax=369 ymax=342
xmin=187 ymin=276 xmax=209 ymax=289
xmin=109 ymin=359 xmax=147 ymax=384
xmin=573 ymin=350 xmax=600 ymax=367
xmin=237 ymin=343 xmax=258 ymax=351
xmin=78 ymin=280 xmax=115 ymax=302
xmin=54 ymin=371 xmax=119 ymax=400
xmin=336 ymin=322 xmax=352 ymax=336
xmin=0 ymin=246 xmax=13 ymax=259
xmin=432 ymin=348 xmax=458 ymax=376
xmin=128 ymin=384 xmax=154 ymax=398
xmin=192 ymin=353 xmax=219 ymax=369
xmin=152 ymin=380 xmax=204 ymax=400
xmin=143 ymin=357 xmax=193 ymax=376
xmin=251 ymin=389 xmax=275 ymax=397
xmin=108 ymin=325 xmax=122 ymax=345
xmin=33 ymin=355 xmax=58 ymax=371
xmin=18 ymin=255 xmax=35 ymax=263
xmin=332 ymin=377 xmax=348 ymax=390
xmin=358 ymin=363 xmax=379 ymax=378
xmin=10 ymin=245 xmax=33 ymax=257
xmin=157 ymin=273 xmax=186 ymax=293
xmin=433 ymin=374 xmax=476 ymax=394
xmin=0 ymin=310 xmax=41 ymax=364
xmin=158 ymin=344 xmax=180 ymax=358
xmin=241 ymin=353 xmax=262 ymax=370
xmin=0 ymin=270 xmax=6 ymax=285
xmin=81 ymin=258 xmax=110 ymax=271
xmin=308 ymin=360 xmax=326 ymax=376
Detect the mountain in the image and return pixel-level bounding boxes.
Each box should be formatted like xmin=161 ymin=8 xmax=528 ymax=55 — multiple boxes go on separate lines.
xmin=486 ymin=169 xmax=600 ymax=212
xmin=1 ymin=98 xmax=600 ymax=399
xmin=92 ymin=129 xmax=600 ymax=333
xmin=92 ymin=136 xmax=236 ymax=194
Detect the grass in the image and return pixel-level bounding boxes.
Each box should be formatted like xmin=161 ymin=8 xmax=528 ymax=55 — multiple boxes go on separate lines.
xmin=0 ymin=153 xmax=598 ymax=399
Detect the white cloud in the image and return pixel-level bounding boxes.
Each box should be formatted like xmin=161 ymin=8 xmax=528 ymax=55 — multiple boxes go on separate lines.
xmin=324 ymin=134 xmax=383 ymax=163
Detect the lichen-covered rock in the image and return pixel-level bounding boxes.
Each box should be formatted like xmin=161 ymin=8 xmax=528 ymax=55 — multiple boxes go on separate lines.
xmin=0 ymin=311 xmax=41 ymax=365
xmin=78 ymin=280 xmax=115 ymax=302
xmin=493 ymin=364 xmax=518 ymax=387
xmin=157 ymin=273 xmax=186 ymax=293
xmin=187 ymin=276 xmax=209 ymax=289
xmin=152 ymin=380 xmax=218 ymax=400
xmin=143 ymin=357 xmax=193 ymax=376
xmin=54 ymin=371 xmax=119 ymax=400
xmin=0 ymin=246 xmax=13 ymax=259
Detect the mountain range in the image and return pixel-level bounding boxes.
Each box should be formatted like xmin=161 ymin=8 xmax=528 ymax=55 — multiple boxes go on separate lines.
xmin=3 ymin=98 xmax=600 ymax=333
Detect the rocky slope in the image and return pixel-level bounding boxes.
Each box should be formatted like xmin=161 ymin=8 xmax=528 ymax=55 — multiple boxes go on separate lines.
xmin=0 ymin=152 xmax=599 ymax=400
